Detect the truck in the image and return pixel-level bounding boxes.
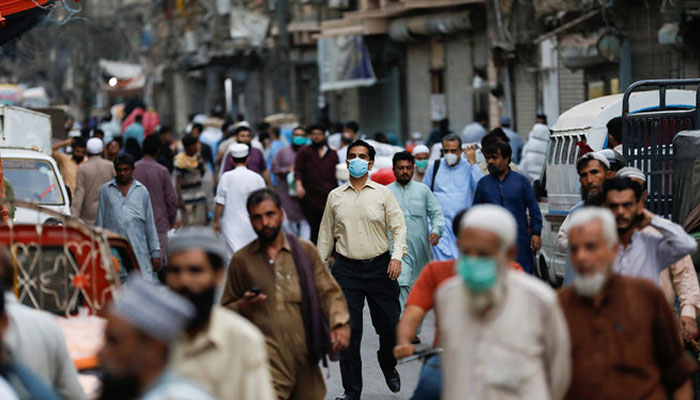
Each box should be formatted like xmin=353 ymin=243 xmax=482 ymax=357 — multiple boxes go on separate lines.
xmin=536 ymin=80 xmax=699 ymax=286
xmin=0 ymin=106 xmax=71 ymax=223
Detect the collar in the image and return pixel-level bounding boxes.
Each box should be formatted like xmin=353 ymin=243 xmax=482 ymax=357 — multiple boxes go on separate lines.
xmin=491 ymin=168 xmax=511 ymax=182
xmin=108 ymin=178 xmax=142 ymax=189
xmin=342 ymin=179 xmax=377 ymax=193
xmin=394 ymin=180 xmax=413 ymax=190
xmin=179 ymin=306 xmax=228 ymax=351
xmin=252 ymin=235 xmax=292 ymax=254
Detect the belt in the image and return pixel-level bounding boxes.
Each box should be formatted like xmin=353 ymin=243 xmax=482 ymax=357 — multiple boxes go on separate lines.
xmin=336 ymin=251 xmax=390 ymax=265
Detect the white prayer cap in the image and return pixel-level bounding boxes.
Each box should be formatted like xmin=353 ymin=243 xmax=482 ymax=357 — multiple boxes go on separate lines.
xmin=616 ymin=166 xmax=646 ymax=182
xmin=229 ymin=143 xmax=249 ymax=158
xmin=86 ymin=138 xmax=104 ymax=155
xmin=111 ymin=273 xmax=194 ymax=344
xmin=460 ymin=204 xmax=517 ymax=249
xmin=413 ymin=144 xmax=430 ymax=155
xmin=578 ymin=151 xmax=610 ymax=169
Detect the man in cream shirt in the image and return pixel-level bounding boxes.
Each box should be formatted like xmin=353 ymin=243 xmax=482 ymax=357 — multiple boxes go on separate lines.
xmin=318 ymin=139 xmax=407 ymax=400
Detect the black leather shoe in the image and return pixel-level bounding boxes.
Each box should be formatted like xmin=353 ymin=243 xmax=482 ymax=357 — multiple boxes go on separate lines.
xmin=383 ymin=368 xmax=401 ymax=393
xmin=335 ymin=393 xmax=360 ymax=400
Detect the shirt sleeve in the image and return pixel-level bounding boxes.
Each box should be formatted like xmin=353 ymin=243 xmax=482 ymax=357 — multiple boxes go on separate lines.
xmin=221 ymin=256 xmax=248 ymax=313
xmin=543 ymin=294 xmax=572 ymax=400
xmin=163 ymin=171 xmax=178 ymax=227
xmin=142 ymin=192 xmax=161 ymax=259
xmin=524 ymin=177 xmax=543 ymax=235
xmin=469 ymin=162 xmax=484 ymax=192
xmin=385 ymin=189 xmax=408 ymax=261
xmin=316 ymin=194 xmax=336 ymax=264
xmin=426 ymin=187 xmax=445 ymax=237
xmin=650 ymin=216 xmax=698 ymax=270
xmin=306 ymin=241 xmax=350 ymax=328
xmin=294 ymin=148 xmax=305 ymax=182
xmin=669 ymin=255 xmax=700 ymax=319
xmin=405 ymin=265 xmax=437 ymax=311
xmin=651 ymin=285 xmax=698 ymax=392
xmin=214 ymin=175 xmax=227 ymax=205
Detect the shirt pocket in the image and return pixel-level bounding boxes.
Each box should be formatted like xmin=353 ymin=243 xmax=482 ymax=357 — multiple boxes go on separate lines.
xmin=408 ymin=199 xmax=426 ymax=218
xmin=126 ymin=199 xmax=146 ymax=223
xmin=364 ymin=200 xmax=385 ymax=222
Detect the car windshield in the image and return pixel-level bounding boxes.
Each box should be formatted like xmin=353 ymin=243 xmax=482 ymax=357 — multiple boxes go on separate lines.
xmin=3 ymin=159 xmax=64 ymax=205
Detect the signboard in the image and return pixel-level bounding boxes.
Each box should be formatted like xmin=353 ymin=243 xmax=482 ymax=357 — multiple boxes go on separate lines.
xmin=318 ymin=35 xmax=376 ymax=92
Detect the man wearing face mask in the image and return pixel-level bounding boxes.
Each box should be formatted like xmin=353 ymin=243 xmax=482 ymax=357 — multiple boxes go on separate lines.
xmin=337 ymin=121 xmax=360 ymax=165
xmin=167 ymin=228 xmax=275 ymax=400
xmin=318 ymin=140 xmax=407 ymax=400
xmin=52 ymin=136 xmax=88 ymax=195
xmin=222 ymin=189 xmax=350 ymax=399
xmin=560 ymin=207 xmax=697 ymax=399
xmin=271 ymin=126 xmax=311 ymax=240
xmin=412 ymin=144 xmax=430 ymax=182
xmin=474 ymin=141 xmax=542 ymax=274
xmin=295 ymin=124 xmax=339 ymax=244
xmin=436 ymin=204 xmax=571 ymax=400
xmin=422 ymin=133 xmax=482 ymax=261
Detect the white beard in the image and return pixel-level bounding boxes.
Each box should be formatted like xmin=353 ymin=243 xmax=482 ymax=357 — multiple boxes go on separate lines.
xmin=467 ymin=281 xmax=504 ymax=313
xmin=573 ymin=272 xmax=607 ymax=297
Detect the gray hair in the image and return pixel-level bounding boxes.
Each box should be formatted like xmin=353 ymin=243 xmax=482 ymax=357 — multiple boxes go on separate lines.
xmin=441 ymin=133 xmax=463 ymax=148
xmin=568 ymin=207 xmax=618 ymax=247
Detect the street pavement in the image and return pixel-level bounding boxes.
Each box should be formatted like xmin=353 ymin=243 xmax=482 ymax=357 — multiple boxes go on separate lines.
xmin=323 ymin=305 xmax=436 ymax=400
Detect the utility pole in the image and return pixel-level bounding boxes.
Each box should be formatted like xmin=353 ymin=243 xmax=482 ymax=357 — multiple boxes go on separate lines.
xmin=275 ymin=0 xmax=291 ymax=112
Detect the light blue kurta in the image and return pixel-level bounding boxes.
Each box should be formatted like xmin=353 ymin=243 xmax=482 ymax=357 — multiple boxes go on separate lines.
xmin=387 ymin=180 xmax=445 ymax=288
xmin=422 ymin=158 xmax=483 ymax=260
xmin=96 ymin=179 xmax=160 ymax=281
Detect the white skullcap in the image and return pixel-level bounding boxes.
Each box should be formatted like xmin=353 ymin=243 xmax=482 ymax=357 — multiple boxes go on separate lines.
xmin=235 ymin=121 xmax=251 ymax=128
xmin=86 ymin=138 xmax=104 ymax=155
xmin=111 ymin=273 xmax=194 ymax=344
xmin=616 ymin=167 xmax=646 ymax=182
xmin=460 ymin=204 xmax=517 ymax=249
xmin=413 ymin=144 xmax=430 ymax=155
xmin=229 ymin=143 xmax=249 ymax=158
xmin=578 ymin=151 xmax=610 ymax=169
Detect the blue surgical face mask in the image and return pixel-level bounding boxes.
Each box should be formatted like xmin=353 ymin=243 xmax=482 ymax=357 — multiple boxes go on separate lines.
xmin=348 ymin=158 xmax=369 ymax=178
xmin=292 ymin=136 xmax=307 ymax=146
xmin=456 ymin=255 xmax=498 ymax=292
xmin=415 ymin=159 xmax=429 ymax=171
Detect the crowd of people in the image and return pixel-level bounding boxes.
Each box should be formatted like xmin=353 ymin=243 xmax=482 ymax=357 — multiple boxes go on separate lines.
xmin=1 ymin=110 xmax=698 ymax=400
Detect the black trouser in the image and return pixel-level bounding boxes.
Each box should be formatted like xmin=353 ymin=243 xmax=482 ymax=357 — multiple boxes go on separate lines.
xmin=332 ymin=252 xmax=400 ymax=396
xmin=301 ymin=202 xmax=324 ymax=245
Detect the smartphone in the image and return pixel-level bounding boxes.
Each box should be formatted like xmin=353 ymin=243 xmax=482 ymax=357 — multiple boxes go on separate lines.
xmin=249 ymin=287 xmax=262 ymax=296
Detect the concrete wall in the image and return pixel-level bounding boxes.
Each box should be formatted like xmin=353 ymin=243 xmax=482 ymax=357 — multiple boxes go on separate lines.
xmin=513 ymin=64 xmax=537 ymax=136
xmin=406 ymin=42 xmax=432 ymax=136
xmin=445 ymin=37 xmax=474 ymax=134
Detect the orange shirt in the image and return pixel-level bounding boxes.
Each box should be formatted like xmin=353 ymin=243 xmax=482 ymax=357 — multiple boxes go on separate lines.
xmin=1 ymin=0 xmax=51 ymax=16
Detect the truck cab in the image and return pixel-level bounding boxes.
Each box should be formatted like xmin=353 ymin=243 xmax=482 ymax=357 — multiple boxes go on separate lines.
xmin=537 ymin=87 xmax=697 ymax=285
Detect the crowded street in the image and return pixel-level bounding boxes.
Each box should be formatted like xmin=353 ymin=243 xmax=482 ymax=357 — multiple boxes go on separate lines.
xmin=2 ymin=0 xmax=700 ymax=399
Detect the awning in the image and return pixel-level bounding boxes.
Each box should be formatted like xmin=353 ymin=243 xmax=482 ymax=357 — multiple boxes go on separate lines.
xmin=99 ymin=60 xmax=144 ymax=80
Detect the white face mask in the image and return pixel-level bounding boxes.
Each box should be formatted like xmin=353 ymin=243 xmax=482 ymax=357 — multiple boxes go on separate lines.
xmin=444 ymin=153 xmax=459 ymax=166
xmin=573 ymin=271 xmax=607 ymax=297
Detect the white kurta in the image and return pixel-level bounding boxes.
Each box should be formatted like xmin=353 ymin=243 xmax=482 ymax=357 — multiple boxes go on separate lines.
xmin=215 ymin=166 xmax=266 ymax=261
xmin=436 ymin=271 xmax=571 ymax=400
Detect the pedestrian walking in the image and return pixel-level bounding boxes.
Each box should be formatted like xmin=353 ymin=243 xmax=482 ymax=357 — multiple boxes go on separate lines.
xmin=387 ymin=151 xmax=444 ymax=314
xmin=317 ymin=140 xmax=407 ymax=400
xmin=270 ymin=126 xmax=311 ymax=240
xmin=412 ymin=144 xmax=430 ymax=182
xmin=560 ymin=207 xmax=697 ymax=399
xmin=167 ymin=228 xmax=275 ymax=400
xmin=71 ymin=138 xmax=115 ymax=225
xmin=518 ymin=114 xmax=550 ymax=183
xmin=156 ymin=125 xmax=176 ymax=173
xmin=435 ymin=204 xmax=571 ymax=400
xmin=123 ymin=114 xmax=145 ymax=149
xmin=499 ymin=116 xmax=524 ymax=164
xmin=174 ymin=134 xmax=208 ymax=227
xmin=213 ymin=143 xmax=266 ymax=261
xmin=221 ymin=189 xmax=350 ymax=400
xmin=460 ymin=111 xmax=488 ymax=144
xmin=134 ymin=135 xmax=178 ymax=263
xmin=422 ymin=133 xmax=482 ymax=260
xmin=617 ymin=167 xmax=700 ymax=341
xmin=51 ymin=136 xmax=88 ymax=195
xmin=295 ymin=124 xmax=339 ymax=244
xmin=337 ymin=121 xmax=359 ymax=165
xmin=97 ymin=273 xmax=213 ymax=400
xmin=0 ymin=247 xmax=85 ymax=400
xmin=474 ymin=141 xmax=542 ymax=274
xmin=96 ymin=154 xmax=160 ymax=282
xmin=220 ymin=125 xmax=270 ymax=183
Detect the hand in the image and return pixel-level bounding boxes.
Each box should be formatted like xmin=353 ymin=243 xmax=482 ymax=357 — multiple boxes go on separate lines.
xmin=464 ymin=144 xmax=477 ymax=165
xmin=393 ymin=342 xmax=416 ymax=360
xmin=681 ymin=316 xmax=699 ymax=342
xmin=429 ymin=233 xmax=440 ymax=246
xmin=151 ymin=257 xmax=161 ymax=272
xmin=296 ymin=182 xmax=306 ymax=199
xmin=173 ymin=220 xmax=181 ymax=229
xmin=638 ymin=208 xmax=654 ymax=229
xmin=239 ymin=290 xmax=267 ymax=317
xmin=388 ymin=259 xmax=401 ymax=280
xmin=213 ymin=221 xmax=222 ymax=235
xmin=330 ymin=323 xmax=350 ymax=352
xmin=531 ymin=235 xmax=542 ymax=252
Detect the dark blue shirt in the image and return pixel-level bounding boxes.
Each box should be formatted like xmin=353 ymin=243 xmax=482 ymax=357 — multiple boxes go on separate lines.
xmin=474 ymin=170 xmax=542 ymax=273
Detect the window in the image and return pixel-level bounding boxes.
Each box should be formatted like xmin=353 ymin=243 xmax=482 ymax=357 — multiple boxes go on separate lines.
xmin=3 ymin=159 xmax=64 ymax=205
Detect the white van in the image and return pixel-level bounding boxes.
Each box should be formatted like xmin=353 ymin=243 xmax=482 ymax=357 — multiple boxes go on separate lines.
xmin=0 ymin=106 xmax=71 ymax=223
xmin=536 ymin=89 xmax=697 ymax=285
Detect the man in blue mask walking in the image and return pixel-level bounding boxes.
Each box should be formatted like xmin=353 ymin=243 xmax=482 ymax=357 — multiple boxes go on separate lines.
xmin=318 ymin=140 xmax=408 ymax=400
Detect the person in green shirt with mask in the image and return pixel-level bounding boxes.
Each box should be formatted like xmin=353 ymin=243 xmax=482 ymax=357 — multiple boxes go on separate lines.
xmin=412 ymin=145 xmax=430 ymax=183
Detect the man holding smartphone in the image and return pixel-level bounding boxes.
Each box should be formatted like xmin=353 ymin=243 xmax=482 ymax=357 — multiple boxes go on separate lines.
xmin=222 ymin=189 xmax=349 ymax=400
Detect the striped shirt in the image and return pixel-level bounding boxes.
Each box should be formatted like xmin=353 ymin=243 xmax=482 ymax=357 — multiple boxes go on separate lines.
xmin=174 ymin=164 xmax=207 ymax=205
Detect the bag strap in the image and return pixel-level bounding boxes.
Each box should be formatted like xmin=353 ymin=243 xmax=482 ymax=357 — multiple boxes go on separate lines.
xmin=430 ymin=159 xmax=441 ymax=192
